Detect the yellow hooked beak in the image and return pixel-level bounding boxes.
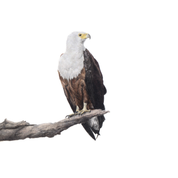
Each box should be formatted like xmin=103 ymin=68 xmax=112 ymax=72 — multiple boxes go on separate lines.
xmin=78 ymin=33 xmax=91 ymax=39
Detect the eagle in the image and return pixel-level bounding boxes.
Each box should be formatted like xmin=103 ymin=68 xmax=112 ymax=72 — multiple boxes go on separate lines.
xmin=57 ymin=31 xmax=107 ymax=140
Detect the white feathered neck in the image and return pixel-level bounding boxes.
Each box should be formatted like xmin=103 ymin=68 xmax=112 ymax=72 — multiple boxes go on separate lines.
xmin=58 ymin=32 xmax=86 ymax=80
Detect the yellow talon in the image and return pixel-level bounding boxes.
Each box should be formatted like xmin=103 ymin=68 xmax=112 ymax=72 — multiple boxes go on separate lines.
xmin=78 ymin=103 xmax=91 ymax=115
xmin=66 ymin=103 xmax=90 ymax=118
xmin=66 ymin=106 xmax=80 ymax=118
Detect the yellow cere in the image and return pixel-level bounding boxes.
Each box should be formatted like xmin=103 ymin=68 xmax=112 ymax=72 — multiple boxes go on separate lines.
xmin=78 ymin=33 xmax=88 ymax=39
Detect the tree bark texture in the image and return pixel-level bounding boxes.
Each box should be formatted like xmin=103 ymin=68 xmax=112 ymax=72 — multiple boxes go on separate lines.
xmin=0 ymin=109 xmax=109 ymax=141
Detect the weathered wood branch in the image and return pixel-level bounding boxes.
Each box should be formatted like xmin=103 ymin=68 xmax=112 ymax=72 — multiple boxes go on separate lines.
xmin=0 ymin=109 xmax=109 ymax=141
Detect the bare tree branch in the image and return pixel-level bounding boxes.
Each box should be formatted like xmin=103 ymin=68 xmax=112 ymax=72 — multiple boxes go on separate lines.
xmin=0 ymin=109 xmax=109 ymax=141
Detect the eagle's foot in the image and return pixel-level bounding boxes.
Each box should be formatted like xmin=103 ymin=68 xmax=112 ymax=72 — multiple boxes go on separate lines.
xmin=78 ymin=103 xmax=91 ymax=115
xmin=65 ymin=113 xmax=76 ymax=119
xmin=65 ymin=106 xmax=80 ymax=119
xmin=78 ymin=109 xmax=91 ymax=115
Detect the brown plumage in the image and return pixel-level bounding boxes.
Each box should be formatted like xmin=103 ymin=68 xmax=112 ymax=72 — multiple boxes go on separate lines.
xmin=58 ymin=32 xmax=106 ymax=140
xmin=58 ymin=67 xmax=93 ymax=112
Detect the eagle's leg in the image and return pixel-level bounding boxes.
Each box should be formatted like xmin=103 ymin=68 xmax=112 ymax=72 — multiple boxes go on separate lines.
xmin=78 ymin=103 xmax=91 ymax=115
xmin=66 ymin=106 xmax=80 ymax=118
xmin=75 ymin=106 xmax=80 ymax=113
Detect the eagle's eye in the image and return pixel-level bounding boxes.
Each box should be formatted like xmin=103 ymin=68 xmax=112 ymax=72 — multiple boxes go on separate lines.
xmin=78 ymin=34 xmax=82 ymax=37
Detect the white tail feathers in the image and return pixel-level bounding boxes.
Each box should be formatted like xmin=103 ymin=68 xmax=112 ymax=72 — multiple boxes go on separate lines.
xmin=87 ymin=116 xmax=99 ymax=131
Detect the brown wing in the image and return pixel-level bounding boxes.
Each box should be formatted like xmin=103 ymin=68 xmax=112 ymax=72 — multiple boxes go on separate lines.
xmin=58 ymin=71 xmax=76 ymax=112
xmin=83 ymin=49 xmax=107 ymax=137
xmin=84 ymin=49 xmax=106 ymax=110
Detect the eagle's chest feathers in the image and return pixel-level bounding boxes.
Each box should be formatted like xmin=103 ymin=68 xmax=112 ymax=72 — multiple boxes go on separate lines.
xmin=58 ymin=49 xmax=85 ymax=80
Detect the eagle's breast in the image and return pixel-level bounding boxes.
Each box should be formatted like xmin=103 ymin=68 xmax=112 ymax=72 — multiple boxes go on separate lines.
xmin=58 ymin=47 xmax=85 ymax=80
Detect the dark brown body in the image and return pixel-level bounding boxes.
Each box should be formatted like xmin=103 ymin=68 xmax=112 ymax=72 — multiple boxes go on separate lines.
xmin=58 ymin=68 xmax=93 ymax=111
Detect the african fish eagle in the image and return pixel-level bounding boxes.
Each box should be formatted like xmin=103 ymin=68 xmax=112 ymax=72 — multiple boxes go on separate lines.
xmin=58 ymin=31 xmax=107 ymax=140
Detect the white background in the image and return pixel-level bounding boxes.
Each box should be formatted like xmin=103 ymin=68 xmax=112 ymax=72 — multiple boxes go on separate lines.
xmin=0 ymin=0 xmax=178 ymax=177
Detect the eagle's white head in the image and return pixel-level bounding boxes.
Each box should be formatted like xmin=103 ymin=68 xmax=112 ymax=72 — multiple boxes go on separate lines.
xmin=66 ymin=31 xmax=91 ymax=52
xmin=58 ymin=31 xmax=91 ymax=80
